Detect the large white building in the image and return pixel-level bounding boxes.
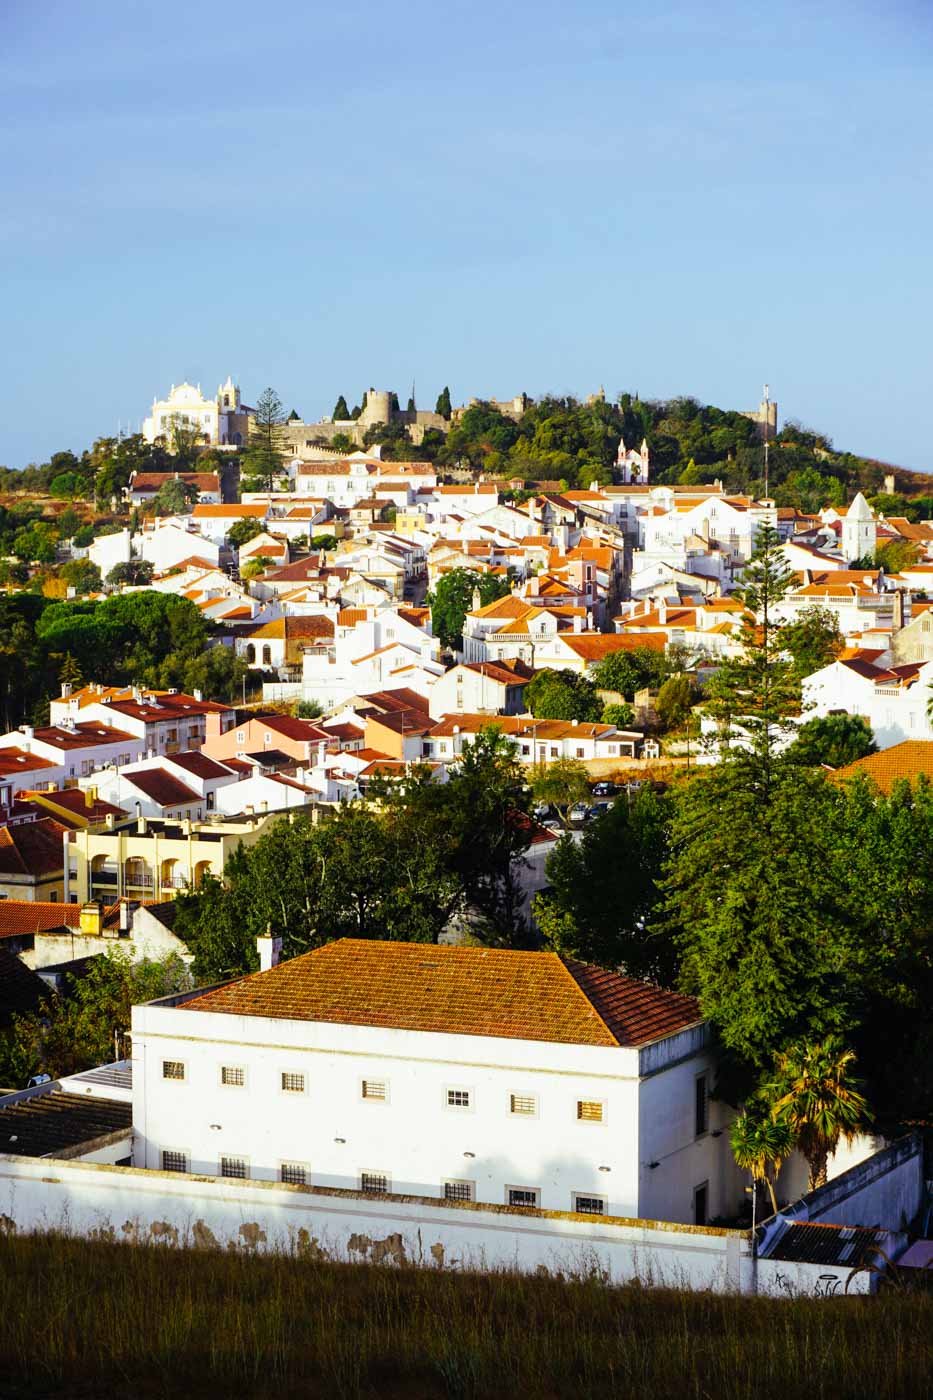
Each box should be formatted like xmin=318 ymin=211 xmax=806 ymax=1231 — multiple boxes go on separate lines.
xmin=142 ymin=378 xmax=251 ymax=448
xmin=132 ymin=939 xmax=743 ymax=1226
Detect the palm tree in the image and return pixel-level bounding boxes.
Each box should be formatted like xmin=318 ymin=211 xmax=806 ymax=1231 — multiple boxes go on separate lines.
xmin=767 ymin=1037 xmax=871 ymax=1191
xmin=730 ymin=1109 xmax=797 ymax=1216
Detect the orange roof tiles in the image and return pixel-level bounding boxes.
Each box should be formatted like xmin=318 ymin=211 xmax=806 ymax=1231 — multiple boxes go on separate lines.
xmin=832 ymin=740 xmax=933 ymax=792
xmin=0 ymin=900 xmax=84 ymax=940
xmin=561 ymin=633 xmax=667 ymax=659
xmin=180 ymin=939 xmax=701 ymax=1047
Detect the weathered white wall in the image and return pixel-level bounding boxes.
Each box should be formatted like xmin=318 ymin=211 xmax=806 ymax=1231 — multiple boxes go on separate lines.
xmin=0 ymin=1153 xmax=900 ymax=1297
xmin=0 ymin=1152 xmax=755 ymax=1293
xmin=756 ymin=1257 xmax=871 ymax=1298
xmin=131 ymin=1002 xmax=733 ymax=1225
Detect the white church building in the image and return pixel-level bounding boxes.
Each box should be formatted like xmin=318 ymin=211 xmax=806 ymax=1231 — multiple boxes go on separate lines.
xmin=131 ymin=939 xmax=744 ymax=1228
xmin=142 ymin=378 xmax=252 ymax=448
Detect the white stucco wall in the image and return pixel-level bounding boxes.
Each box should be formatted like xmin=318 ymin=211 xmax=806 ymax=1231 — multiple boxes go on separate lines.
xmin=0 ymin=1151 xmax=756 ymax=1291
xmin=130 ymin=1002 xmax=734 ymax=1225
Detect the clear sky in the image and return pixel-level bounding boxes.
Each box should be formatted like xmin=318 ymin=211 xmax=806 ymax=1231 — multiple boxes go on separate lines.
xmin=2 ymin=0 xmax=932 ymax=471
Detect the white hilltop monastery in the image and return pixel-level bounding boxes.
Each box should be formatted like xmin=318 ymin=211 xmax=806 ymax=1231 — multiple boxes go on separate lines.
xmin=142 ymin=378 xmax=253 ymax=449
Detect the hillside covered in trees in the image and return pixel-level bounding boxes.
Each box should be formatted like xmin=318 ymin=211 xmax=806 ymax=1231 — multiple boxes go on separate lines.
xmin=327 ymin=392 xmax=932 ymax=508
xmin=3 ymin=391 xmax=930 ymax=517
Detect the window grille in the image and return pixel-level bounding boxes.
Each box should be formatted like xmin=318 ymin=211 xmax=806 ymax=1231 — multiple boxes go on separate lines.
xmin=444 ymin=1180 xmax=475 ymax=1202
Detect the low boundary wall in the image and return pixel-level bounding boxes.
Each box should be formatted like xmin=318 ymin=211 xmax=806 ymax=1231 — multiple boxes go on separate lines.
xmin=0 ymin=1152 xmax=879 ymax=1295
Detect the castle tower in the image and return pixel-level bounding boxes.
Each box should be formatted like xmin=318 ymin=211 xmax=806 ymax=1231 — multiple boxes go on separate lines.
xmin=842 ymin=492 xmax=876 ymax=563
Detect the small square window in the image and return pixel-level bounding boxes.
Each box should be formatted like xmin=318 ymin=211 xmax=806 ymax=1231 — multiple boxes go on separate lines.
xmin=221 ymin=1155 xmax=248 ymax=1179
xmin=576 ymin=1099 xmax=604 ymax=1123
xmin=161 ymin=1149 xmax=187 ymax=1173
xmin=446 ymin=1088 xmax=471 ymax=1109
xmin=221 ymin=1065 xmax=245 ymax=1087
xmin=281 ymin=1161 xmax=307 ymax=1186
xmin=507 ymin=1186 xmax=540 ymax=1209
xmin=362 ymin=1079 xmax=387 ymax=1102
xmin=361 ymin=1171 xmax=389 ymax=1194
xmin=573 ymin=1193 xmax=606 ymax=1215
xmin=162 ymin=1060 xmax=185 ymax=1081
xmin=281 ymin=1071 xmax=305 ymax=1094
xmin=510 ymin=1093 xmax=537 ymax=1117
xmin=444 ymin=1180 xmax=475 ymax=1203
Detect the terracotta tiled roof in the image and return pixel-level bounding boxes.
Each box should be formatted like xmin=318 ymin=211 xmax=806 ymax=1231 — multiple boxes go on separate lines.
xmin=192 ymin=504 xmax=267 ymax=518
xmin=0 ymin=749 xmax=59 ymax=779
xmin=561 ymin=633 xmax=667 ymax=659
xmin=180 ymin=939 xmax=701 ymax=1046
xmin=168 ymin=751 xmax=234 ymax=780
xmin=125 ymin=770 xmax=202 ymax=808
xmin=461 ymin=660 xmax=534 ymax=686
xmin=131 ymin=472 xmax=219 ymax=492
xmin=831 ymin=740 xmax=933 ymax=792
xmin=0 ymin=819 xmax=68 ymax=880
xmin=0 ymin=899 xmax=83 ymax=940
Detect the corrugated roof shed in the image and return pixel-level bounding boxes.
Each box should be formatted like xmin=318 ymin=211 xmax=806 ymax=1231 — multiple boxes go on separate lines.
xmin=0 ymin=1091 xmax=131 ymax=1157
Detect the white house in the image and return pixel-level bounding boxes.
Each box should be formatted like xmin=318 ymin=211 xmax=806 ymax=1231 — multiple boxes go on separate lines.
xmin=139 ymin=519 xmax=221 ymax=574
xmin=427 ymin=661 xmax=534 ymax=720
xmin=802 ymin=656 xmax=933 ymax=749
xmin=88 ymin=528 xmax=133 ymax=578
xmin=131 ymin=939 xmax=743 ymax=1226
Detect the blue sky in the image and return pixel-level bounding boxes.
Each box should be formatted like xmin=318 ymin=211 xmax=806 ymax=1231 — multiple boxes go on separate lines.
xmin=2 ymin=0 xmax=932 ymax=471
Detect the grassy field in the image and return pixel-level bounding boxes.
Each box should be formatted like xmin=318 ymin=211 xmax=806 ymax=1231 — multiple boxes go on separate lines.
xmin=0 ymin=1231 xmax=930 ymax=1399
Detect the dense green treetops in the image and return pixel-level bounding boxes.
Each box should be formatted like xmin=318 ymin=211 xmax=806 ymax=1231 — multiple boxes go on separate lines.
xmin=525 ymin=668 xmax=604 ymax=722
xmin=428 ymin=568 xmax=512 ymax=651
xmin=174 ymin=730 xmax=536 ymax=979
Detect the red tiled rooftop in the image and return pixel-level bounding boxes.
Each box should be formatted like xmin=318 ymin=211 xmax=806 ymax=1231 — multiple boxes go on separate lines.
xmin=181 ymin=940 xmax=702 ymax=1047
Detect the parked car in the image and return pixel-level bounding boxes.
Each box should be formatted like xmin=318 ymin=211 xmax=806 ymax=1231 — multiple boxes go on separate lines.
xmin=591 ymin=781 xmax=618 ymax=797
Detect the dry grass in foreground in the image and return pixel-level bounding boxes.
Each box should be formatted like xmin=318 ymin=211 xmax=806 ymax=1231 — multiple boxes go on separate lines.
xmin=0 ymin=1231 xmax=930 ymax=1399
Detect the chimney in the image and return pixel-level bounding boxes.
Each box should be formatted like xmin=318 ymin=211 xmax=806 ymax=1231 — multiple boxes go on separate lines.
xmin=79 ymin=901 xmax=103 ymax=937
xmin=658 ymin=603 xmax=667 ymax=626
xmin=193 ymin=689 xmax=203 ymax=702
xmin=573 ymin=613 xmax=583 ymax=633
xmin=892 ymin=589 xmax=905 ymax=632
xmin=61 ymin=682 xmax=72 ymax=699
xmin=257 ymin=934 xmax=282 ymax=971
xmin=137 ymin=815 xmax=148 ymax=834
